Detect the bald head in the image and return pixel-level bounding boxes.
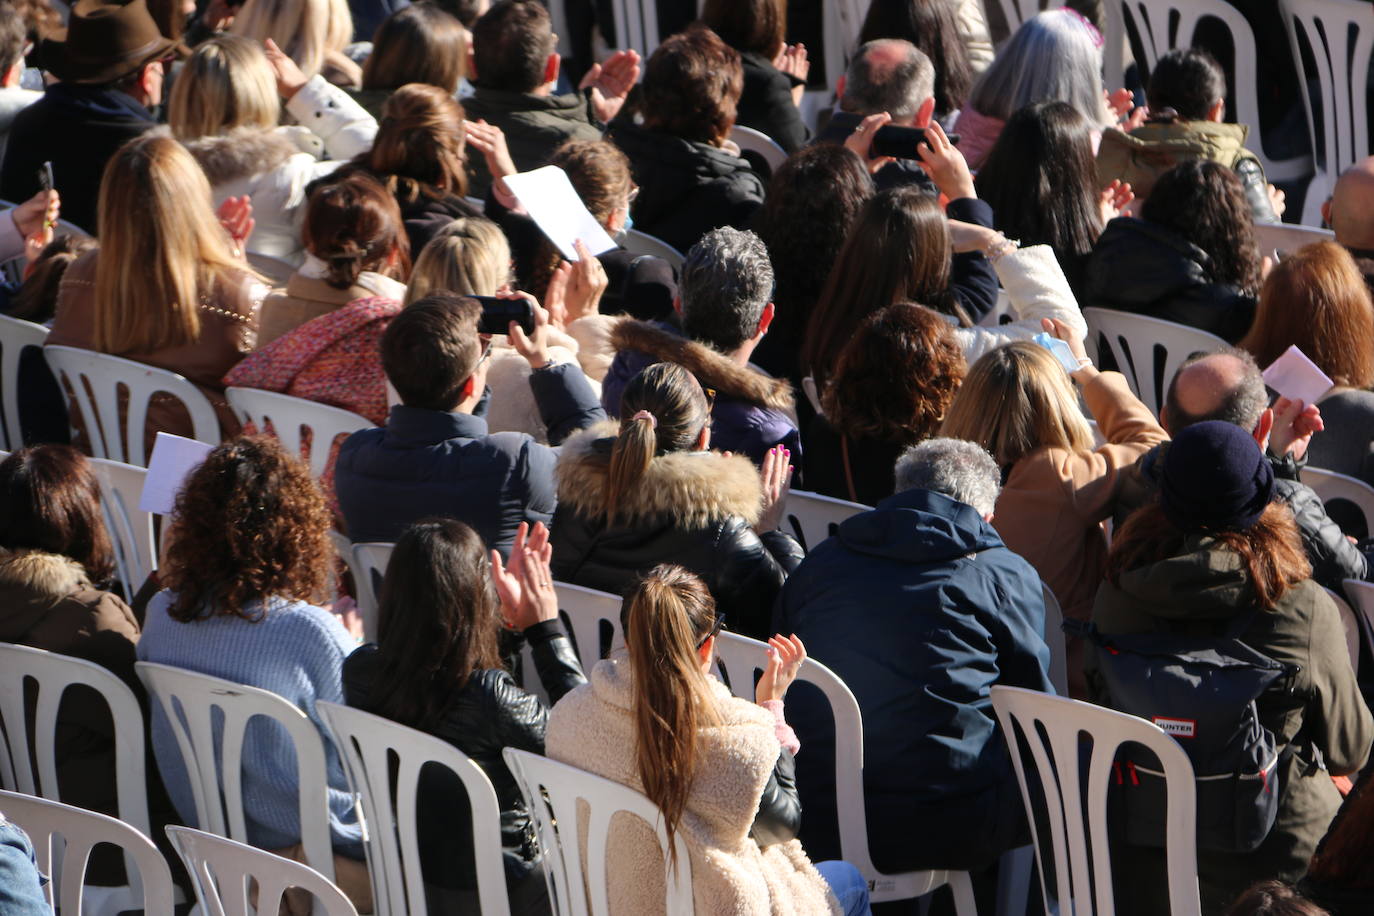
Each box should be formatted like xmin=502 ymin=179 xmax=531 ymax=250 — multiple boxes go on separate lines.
xmin=841 ymin=39 xmax=934 ymax=125
xmin=1163 ymin=350 xmax=1267 ymax=436
xmin=1328 ymin=158 xmax=1374 ymax=249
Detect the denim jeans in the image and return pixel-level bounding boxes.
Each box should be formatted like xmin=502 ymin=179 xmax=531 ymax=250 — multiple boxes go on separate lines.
xmin=816 ymin=859 xmax=873 ymax=916
xmin=0 ymin=815 xmax=50 ymax=915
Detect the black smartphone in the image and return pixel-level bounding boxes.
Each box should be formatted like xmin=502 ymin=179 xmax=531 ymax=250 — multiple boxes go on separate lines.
xmin=828 ymin=112 xmax=959 ymax=160
xmin=37 ymin=161 xmax=52 ymax=192
xmin=471 ymin=296 xmax=536 ymax=336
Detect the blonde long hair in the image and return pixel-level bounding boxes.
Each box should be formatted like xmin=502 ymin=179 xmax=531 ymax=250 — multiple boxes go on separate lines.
xmin=403 ymin=217 xmax=510 ymax=305
xmin=168 ymin=36 xmax=280 ymax=140
xmin=622 ymin=564 xmax=722 ymax=864
xmin=93 ymin=135 xmax=246 ymax=354
xmin=940 ymin=341 xmax=1093 ymax=465
xmin=231 ymin=0 xmax=352 ymax=79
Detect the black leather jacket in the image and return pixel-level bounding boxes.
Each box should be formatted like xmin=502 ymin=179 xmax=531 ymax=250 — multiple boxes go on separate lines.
xmin=752 ymin=746 xmax=803 ymax=846
xmin=341 ymin=620 xmax=585 ymax=889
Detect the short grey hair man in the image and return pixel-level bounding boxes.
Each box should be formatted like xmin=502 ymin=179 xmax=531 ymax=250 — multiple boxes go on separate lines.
xmin=839 ymin=39 xmax=936 ymax=127
xmin=678 ymin=226 xmax=775 ymax=355
xmin=894 ymin=438 xmax=1001 ymax=518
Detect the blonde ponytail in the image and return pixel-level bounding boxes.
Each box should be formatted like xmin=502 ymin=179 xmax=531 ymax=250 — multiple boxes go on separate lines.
xmin=624 ymin=565 xmax=720 ymax=867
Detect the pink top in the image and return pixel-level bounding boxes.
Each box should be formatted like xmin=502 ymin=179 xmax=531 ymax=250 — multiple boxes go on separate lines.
xmin=952 ymin=106 xmax=1007 ymax=172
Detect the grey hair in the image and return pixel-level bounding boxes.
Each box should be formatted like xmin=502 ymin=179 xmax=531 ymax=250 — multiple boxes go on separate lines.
xmin=680 ymin=227 xmax=774 ymax=352
xmin=1163 ymin=346 xmax=1268 ymax=434
xmin=966 ymin=10 xmax=1110 ymax=126
xmin=841 ymin=39 xmax=935 ymax=123
xmin=894 ymin=438 xmax=1001 ymax=516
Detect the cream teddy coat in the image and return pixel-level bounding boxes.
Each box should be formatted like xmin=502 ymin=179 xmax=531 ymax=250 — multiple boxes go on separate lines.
xmin=546 ymin=653 xmax=841 ymax=916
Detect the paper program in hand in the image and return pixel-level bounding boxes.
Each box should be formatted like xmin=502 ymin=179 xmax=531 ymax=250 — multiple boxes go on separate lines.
xmin=501 ymin=165 xmax=617 ymax=261
xmin=139 ymin=432 xmax=215 ymax=515
xmin=1261 ymin=345 xmax=1334 ymax=407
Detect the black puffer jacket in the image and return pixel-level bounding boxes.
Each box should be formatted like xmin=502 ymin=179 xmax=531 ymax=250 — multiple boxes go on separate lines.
xmin=550 ymin=422 xmax=804 ymax=639
xmin=341 ymin=620 xmax=585 ymax=889
xmin=607 ymin=122 xmax=766 ymax=254
xmin=1083 ymin=217 xmax=1257 ymax=343
xmin=1116 ymin=443 xmax=1370 ymax=593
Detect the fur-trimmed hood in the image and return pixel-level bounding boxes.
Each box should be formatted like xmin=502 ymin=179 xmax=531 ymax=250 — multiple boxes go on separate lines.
xmin=556 ymin=421 xmax=764 ymax=527
xmin=183 ymin=127 xmax=307 ymax=186
xmin=0 ymin=548 xmax=96 ymax=640
xmin=611 ymin=320 xmax=794 ymax=411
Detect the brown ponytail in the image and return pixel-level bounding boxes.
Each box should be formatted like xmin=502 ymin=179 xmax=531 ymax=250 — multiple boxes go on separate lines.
xmin=605 ymin=363 xmax=712 ymax=522
xmin=302 ymin=172 xmax=411 ymax=289
xmin=623 ymin=564 xmax=721 ymax=865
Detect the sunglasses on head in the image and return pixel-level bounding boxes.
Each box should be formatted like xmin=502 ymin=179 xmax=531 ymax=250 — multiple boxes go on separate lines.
xmin=696 ymin=614 xmax=726 ymax=649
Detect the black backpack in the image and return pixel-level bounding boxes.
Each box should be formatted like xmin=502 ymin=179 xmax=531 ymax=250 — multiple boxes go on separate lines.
xmin=1067 ymin=615 xmax=1301 ymax=853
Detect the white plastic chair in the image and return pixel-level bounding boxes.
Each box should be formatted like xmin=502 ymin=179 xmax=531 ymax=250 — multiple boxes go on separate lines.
xmin=1303 ymin=466 xmax=1374 ymax=537
xmin=44 ymin=345 xmax=221 ymax=466
xmin=225 ymin=387 xmax=373 ymax=479
xmin=1254 ymin=221 xmax=1334 ymax=259
xmin=350 ymin=542 xmax=394 ymax=644
xmin=1324 ymin=587 xmax=1361 ymax=673
xmin=0 ymin=789 xmax=175 ymax=915
xmin=709 ymin=632 xmax=977 ymax=909
xmin=1281 ymin=0 xmax=1374 ymax=225
xmin=782 ymin=489 xmax=871 ymax=554
xmin=730 ymin=125 xmax=788 ymax=174
xmin=89 ymin=457 xmax=157 ymax=600
xmin=503 ymin=747 xmax=695 ymax=916
xmin=316 ymin=702 xmax=512 ymax=916
xmin=990 ymin=685 xmax=1202 ymax=916
xmin=620 ymin=229 xmax=684 ymax=270
xmin=989 ymin=0 xmax=1043 ymax=40
xmin=606 ymin=0 xmax=660 ymax=58
xmin=135 ymin=662 xmax=338 ymax=883
xmin=0 ymin=314 xmax=47 ymax=451
xmin=1082 ymin=307 xmax=1229 ymax=417
xmin=1040 ymin=582 xmax=1069 ymax=697
xmin=554 ymin=581 xmax=625 ymax=664
xmin=1109 ymin=0 xmax=1311 ymax=183
xmin=168 ymin=825 xmax=358 ymax=916
xmin=246 ymin=252 xmax=295 ymax=287
xmin=0 ymin=644 xmax=154 ymax=915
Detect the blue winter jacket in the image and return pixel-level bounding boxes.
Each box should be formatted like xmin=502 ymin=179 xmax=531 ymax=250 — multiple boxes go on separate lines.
xmin=772 ymin=488 xmax=1054 ymax=864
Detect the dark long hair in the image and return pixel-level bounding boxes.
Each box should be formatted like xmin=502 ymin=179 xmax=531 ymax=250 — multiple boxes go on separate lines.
xmin=1141 ymin=159 xmax=1261 ymax=294
xmin=372 ymin=518 xmax=504 ymax=730
xmin=0 ymin=446 xmax=115 ymax=585
xmin=701 ymin=0 xmax=785 ymax=59
xmin=976 ymin=101 xmax=1103 ymax=260
xmin=858 ymin=0 xmax=972 ymax=117
xmin=362 ymin=2 xmax=466 ymax=93
xmin=801 ymin=186 xmax=956 ymax=385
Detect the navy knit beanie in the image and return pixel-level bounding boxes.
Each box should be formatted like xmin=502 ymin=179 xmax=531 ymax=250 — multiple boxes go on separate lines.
xmin=1159 ymin=420 xmax=1275 ymax=532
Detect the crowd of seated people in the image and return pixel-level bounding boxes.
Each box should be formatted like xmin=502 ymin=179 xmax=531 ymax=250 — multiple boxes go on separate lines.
xmin=3 ymin=0 xmax=1374 ymax=914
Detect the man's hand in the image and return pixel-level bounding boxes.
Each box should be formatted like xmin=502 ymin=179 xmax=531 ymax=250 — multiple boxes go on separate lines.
xmin=263 ymin=38 xmax=308 ymax=100
xmin=1270 ymin=397 xmax=1323 ymax=461
xmin=843 ymin=111 xmax=896 ymax=175
xmin=507 ymin=292 xmax=553 ymax=369
xmin=581 ymin=49 xmax=640 ymax=124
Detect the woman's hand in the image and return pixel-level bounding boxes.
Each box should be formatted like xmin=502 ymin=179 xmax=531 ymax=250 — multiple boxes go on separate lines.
xmin=755 ymin=634 xmax=806 ymax=704
xmin=263 ymin=38 xmax=308 ymax=100
xmin=773 ymin=42 xmax=809 ymax=106
xmin=580 ymin=49 xmax=641 ymax=124
xmin=1041 ymin=317 xmax=1096 ymax=384
xmin=1268 ymin=184 xmax=1287 ymax=219
xmin=13 ymin=188 xmax=58 ymax=240
xmin=1269 ymin=397 xmax=1323 ymax=461
xmin=216 ymin=195 xmax=254 ymax=259
xmin=1099 ymin=179 xmax=1134 ymax=223
xmin=466 ymin=120 xmax=521 ymax=210
xmin=754 ymin=444 xmax=794 ymax=535
xmin=843 ymin=111 xmax=897 ymax=175
xmin=915 ymin=121 xmax=976 ymax=202
xmin=554 ymin=239 xmax=608 ymax=324
xmin=491 ymin=521 xmax=559 ymax=631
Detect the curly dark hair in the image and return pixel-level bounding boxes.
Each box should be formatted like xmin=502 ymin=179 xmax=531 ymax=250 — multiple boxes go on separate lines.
xmin=162 ymin=436 xmax=332 ymax=622
xmin=1141 ymin=159 xmax=1261 ymax=294
xmin=822 ymin=303 xmax=966 ymax=444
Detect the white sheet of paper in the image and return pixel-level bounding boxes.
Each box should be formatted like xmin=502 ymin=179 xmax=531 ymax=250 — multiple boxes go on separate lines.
xmin=1262 ymin=344 xmax=1334 ymax=406
xmin=138 ymin=432 xmax=214 ymax=515
xmin=502 ymin=165 xmax=617 ymax=261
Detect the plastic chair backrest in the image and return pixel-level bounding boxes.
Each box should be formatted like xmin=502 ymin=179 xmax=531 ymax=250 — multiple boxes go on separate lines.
xmin=556 ymin=581 xmax=625 ymax=664
xmin=167 ymin=825 xmax=358 ymax=916
xmin=1303 ymin=467 xmax=1374 ymax=538
xmin=729 ymin=125 xmax=787 ymax=173
xmin=246 ymin=252 xmax=295 ymax=287
xmin=502 ymin=747 xmax=694 ymax=916
xmin=89 ymin=457 xmax=156 ymax=599
xmin=316 ymin=702 xmax=511 ymax=916
xmin=0 ymin=314 xmax=47 ymax=451
xmin=0 ymin=788 xmax=175 ymax=914
xmin=1254 ymin=222 xmax=1334 ymax=259
xmin=990 ymin=685 xmax=1201 ymax=916
xmin=1324 ymin=586 xmax=1362 ymax=673
xmin=1040 ymin=582 xmax=1069 ymax=697
xmin=620 ymin=229 xmax=684 ymax=269
xmin=606 ymin=0 xmax=660 ymax=58
xmin=992 ymin=0 xmax=1045 ymax=41
xmin=225 ymin=387 xmax=373 ymax=479
xmin=783 ymin=489 xmax=870 ymax=553
xmin=134 ymin=662 xmax=336 ymax=882
xmin=1281 ymin=0 xmax=1374 ymax=224
xmin=708 ymin=632 xmax=968 ymax=904
xmin=350 ymin=542 xmax=393 ymax=643
xmin=1082 ymin=307 xmax=1229 ymax=416
xmin=44 ymin=345 xmax=220 ymax=466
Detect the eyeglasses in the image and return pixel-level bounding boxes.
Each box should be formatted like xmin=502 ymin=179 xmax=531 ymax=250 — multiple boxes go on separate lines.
xmin=696 ymin=615 xmax=726 ymax=649
xmin=702 ymin=386 xmax=717 ymax=410
xmin=477 ymin=338 xmax=493 ymax=366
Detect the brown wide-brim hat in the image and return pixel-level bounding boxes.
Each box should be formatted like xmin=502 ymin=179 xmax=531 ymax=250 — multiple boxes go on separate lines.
xmin=36 ymin=0 xmax=176 ymax=85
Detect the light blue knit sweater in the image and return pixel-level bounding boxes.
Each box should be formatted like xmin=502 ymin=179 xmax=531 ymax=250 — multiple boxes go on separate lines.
xmin=138 ymin=590 xmax=363 ymax=856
